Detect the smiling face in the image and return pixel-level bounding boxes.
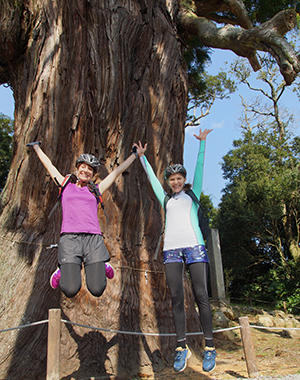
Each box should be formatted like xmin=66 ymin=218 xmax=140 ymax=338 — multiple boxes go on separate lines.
xmin=77 ymin=163 xmax=95 ymax=183
xmin=167 ymin=173 xmax=186 ymax=194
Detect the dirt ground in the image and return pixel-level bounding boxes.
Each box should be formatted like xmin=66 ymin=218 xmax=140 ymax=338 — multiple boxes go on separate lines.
xmin=76 ymin=315 xmax=300 ymax=380
xmin=132 ymin=317 xmax=300 ymax=380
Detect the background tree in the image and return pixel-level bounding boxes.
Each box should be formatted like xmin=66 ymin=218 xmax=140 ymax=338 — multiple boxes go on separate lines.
xmin=186 ymin=69 xmax=237 ymax=126
xmin=0 ymin=0 xmax=299 ymax=378
xmin=217 ymin=54 xmax=300 ymax=313
xmin=0 ymin=113 xmax=13 ymax=191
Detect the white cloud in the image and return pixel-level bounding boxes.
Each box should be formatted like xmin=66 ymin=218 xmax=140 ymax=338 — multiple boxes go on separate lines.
xmin=210 ymin=121 xmax=224 ymax=129
xmin=185 ymin=120 xmax=224 ymax=137
xmin=185 ymin=125 xmax=200 ymax=136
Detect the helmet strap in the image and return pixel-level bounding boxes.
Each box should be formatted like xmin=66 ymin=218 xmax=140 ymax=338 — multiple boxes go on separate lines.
xmin=77 ymin=178 xmax=89 ymax=187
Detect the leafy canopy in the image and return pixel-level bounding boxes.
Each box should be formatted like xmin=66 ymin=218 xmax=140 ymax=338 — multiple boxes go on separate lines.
xmin=215 ymin=50 xmax=300 ymax=312
xmin=0 ymin=114 xmax=13 ymax=191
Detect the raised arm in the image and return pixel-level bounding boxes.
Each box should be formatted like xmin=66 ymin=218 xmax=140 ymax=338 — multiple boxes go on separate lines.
xmin=192 ymin=128 xmax=213 ymax=198
xmin=135 ymin=141 xmax=166 ymax=207
xmin=27 ymin=142 xmax=64 ymax=185
xmin=98 ymin=144 xmax=144 ymax=193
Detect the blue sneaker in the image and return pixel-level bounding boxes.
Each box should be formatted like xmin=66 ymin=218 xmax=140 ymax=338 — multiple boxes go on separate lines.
xmin=202 ymin=347 xmax=217 ymax=372
xmin=173 ymin=345 xmax=191 ymax=372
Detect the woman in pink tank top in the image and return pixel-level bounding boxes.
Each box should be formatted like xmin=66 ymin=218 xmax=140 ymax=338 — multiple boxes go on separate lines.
xmin=27 ymin=141 xmax=142 ymax=298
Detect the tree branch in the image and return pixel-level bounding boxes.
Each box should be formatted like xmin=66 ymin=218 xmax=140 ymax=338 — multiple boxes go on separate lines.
xmin=195 ymin=0 xmax=253 ymax=29
xmin=227 ymin=0 xmax=253 ymax=30
xmin=178 ymin=9 xmax=300 ymax=85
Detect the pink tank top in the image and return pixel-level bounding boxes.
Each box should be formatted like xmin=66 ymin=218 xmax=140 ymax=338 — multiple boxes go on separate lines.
xmin=60 ymin=182 xmax=102 ymax=234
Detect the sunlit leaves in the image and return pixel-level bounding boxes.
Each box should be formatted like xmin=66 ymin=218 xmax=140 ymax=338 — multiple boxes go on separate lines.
xmin=0 ymin=113 xmax=13 ymax=191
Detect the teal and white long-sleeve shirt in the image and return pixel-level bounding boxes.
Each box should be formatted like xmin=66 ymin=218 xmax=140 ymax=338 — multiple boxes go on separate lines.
xmin=140 ymin=140 xmax=206 ymax=250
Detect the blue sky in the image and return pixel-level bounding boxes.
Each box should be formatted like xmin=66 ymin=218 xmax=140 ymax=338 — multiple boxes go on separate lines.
xmin=1 ymin=49 xmax=299 ymax=207
xmin=183 ymin=50 xmax=300 ymax=207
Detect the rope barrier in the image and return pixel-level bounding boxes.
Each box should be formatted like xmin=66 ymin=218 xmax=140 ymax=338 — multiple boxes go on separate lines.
xmin=0 ymin=235 xmax=165 ymax=276
xmin=0 ymin=235 xmax=296 ymax=304
xmin=250 ymin=325 xmax=300 ymax=330
xmin=0 ymin=320 xmax=49 ymax=333
xmin=1 ymin=235 xmax=299 ymax=336
xmin=62 ymin=319 xmax=242 ymax=336
xmin=0 ymin=318 xmax=240 ymax=336
xmin=0 ymin=235 xmax=57 ymax=249
xmin=118 ymin=265 xmax=164 ymax=274
xmin=3 ymin=315 xmax=299 ymax=380
xmin=62 ymin=319 xmax=177 ymax=336
xmin=5 ymin=319 xmax=299 ymax=337
xmin=230 ymin=297 xmax=277 ymax=305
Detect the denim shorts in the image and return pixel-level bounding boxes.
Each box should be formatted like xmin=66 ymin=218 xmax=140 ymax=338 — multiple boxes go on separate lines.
xmin=163 ymin=244 xmax=209 ymax=265
xmin=58 ymin=233 xmax=110 ymax=266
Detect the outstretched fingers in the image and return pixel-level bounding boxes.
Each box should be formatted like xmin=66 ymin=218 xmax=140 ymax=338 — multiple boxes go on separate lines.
xmin=194 ymin=128 xmax=213 ymax=141
xmin=133 ymin=141 xmax=147 ymax=157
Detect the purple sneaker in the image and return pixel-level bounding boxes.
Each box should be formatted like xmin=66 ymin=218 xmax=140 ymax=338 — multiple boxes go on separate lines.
xmin=105 ymin=263 xmax=114 ymax=279
xmin=50 ymin=268 xmax=61 ymax=289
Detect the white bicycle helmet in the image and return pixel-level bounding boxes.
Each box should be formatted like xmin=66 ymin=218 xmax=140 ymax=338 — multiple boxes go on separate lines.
xmin=164 ymin=164 xmax=187 ymax=180
xmin=76 ymin=154 xmax=100 ymax=170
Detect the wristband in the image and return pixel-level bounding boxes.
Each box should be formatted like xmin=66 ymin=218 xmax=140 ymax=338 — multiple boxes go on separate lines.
xmin=132 ymin=146 xmax=138 ymax=159
xmin=26 ymin=141 xmax=41 ymax=147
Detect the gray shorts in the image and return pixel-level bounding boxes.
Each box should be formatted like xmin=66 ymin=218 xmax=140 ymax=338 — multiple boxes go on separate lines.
xmin=58 ymin=233 xmax=110 ymax=266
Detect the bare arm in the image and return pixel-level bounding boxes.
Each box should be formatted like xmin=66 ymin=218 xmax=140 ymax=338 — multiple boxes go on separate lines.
xmin=99 ymin=144 xmax=144 ymax=193
xmin=31 ymin=144 xmax=65 ymax=185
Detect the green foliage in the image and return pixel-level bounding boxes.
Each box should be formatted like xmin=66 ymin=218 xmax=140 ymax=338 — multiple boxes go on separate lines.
xmin=243 ymin=0 xmax=297 ymax=24
xmin=273 ymin=262 xmax=300 ymax=314
xmin=182 ymin=37 xmax=211 ymax=100
xmin=217 ymin=127 xmax=300 ymax=312
xmin=180 ymin=0 xmax=299 ymax=125
xmin=181 ymin=35 xmax=236 ymax=126
xmin=187 ymin=70 xmax=236 ymax=124
xmin=178 ymin=0 xmax=300 ymax=311
xmin=200 ymin=192 xmax=216 ymax=226
xmin=297 ymin=12 xmax=300 ymax=28
xmin=215 ymin=51 xmax=300 ymax=313
xmin=245 ymin=261 xmax=300 ymax=314
xmin=0 ymin=113 xmax=13 ymax=191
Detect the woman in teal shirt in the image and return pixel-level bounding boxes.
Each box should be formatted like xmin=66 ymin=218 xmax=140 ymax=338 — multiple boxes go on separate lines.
xmin=136 ymin=128 xmax=216 ymax=373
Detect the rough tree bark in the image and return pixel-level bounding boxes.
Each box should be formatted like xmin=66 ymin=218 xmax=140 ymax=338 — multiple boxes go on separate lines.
xmin=0 ymin=0 xmax=299 ymax=379
xmin=0 ymin=1 xmax=191 ymax=378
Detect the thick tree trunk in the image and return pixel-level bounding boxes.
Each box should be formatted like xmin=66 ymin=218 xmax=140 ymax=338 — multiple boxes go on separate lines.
xmin=0 ymin=0 xmax=203 ymax=379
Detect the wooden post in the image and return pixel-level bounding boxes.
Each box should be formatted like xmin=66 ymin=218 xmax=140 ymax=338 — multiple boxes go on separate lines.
xmin=206 ymin=228 xmax=228 ymax=306
xmin=46 ymin=308 xmax=61 ymax=380
xmin=239 ymin=316 xmax=259 ymax=378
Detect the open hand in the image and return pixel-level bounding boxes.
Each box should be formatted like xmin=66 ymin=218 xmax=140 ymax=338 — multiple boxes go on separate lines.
xmin=133 ymin=141 xmax=147 ymax=158
xmin=193 ymin=128 xmax=213 ymax=141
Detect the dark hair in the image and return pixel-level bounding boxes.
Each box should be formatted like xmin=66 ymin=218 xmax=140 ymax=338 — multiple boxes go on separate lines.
xmin=183 ymin=183 xmax=192 ymax=190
